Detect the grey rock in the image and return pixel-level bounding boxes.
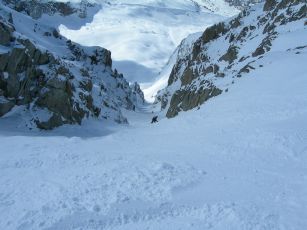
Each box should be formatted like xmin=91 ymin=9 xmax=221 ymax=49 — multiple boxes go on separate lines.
xmin=252 ymin=35 xmax=274 ymax=57
xmin=0 ymin=21 xmax=14 ymax=46
xmin=226 ymin=0 xmax=264 ymax=9
xmin=7 ymin=47 xmax=30 ymax=73
xmin=181 ymin=68 xmax=195 ymax=86
xmin=166 ymin=86 xmax=222 ymax=118
xmin=202 ymin=22 xmax=228 ymax=44
xmin=0 ymin=97 xmax=14 ymax=117
xmin=264 ymin=0 xmax=277 ymax=11
xmin=36 ymin=113 xmax=64 ymax=130
xmin=3 ymin=0 xmax=77 ymax=19
xmin=219 ymin=46 xmax=238 ymax=63
xmin=0 ymin=53 xmax=10 ymax=71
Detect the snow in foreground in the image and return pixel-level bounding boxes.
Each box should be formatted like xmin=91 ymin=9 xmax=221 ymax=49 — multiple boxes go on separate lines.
xmin=0 ymin=51 xmax=307 ymax=229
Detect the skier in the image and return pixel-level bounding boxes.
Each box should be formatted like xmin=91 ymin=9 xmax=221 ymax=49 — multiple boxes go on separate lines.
xmin=151 ymin=116 xmax=158 ymax=124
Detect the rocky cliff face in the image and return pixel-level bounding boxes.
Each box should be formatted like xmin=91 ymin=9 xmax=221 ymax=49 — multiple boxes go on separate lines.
xmin=0 ymin=2 xmax=144 ymax=129
xmin=2 ymin=0 xmax=93 ymax=19
xmin=225 ymin=0 xmax=264 ymax=9
xmin=156 ymin=0 xmax=306 ymax=118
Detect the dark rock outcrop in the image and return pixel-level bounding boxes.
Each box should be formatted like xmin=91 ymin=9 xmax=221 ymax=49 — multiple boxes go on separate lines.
xmin=0 ymin=21 xmax=14 ymax=46
xmin=166 ymin=85 xmax=222 ymax=118
xmin=226 ymin=0 xmax=264 ymax=9
xmin=2 ymin=0 xmax=94 ymax=19
xmin=0 ymin=3 xmax=144 ymax=129
xmin=0 ymin=96 xmax=14 ymax=116
xmin=156 ymin=0 xmax=306 ymax=118
xmin=264 ymin=0 xmax=278 ymax=11
xmin=219 ymin=46 xmax=239 ymax=63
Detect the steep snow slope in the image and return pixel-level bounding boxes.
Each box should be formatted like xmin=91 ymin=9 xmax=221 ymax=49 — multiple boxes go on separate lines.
xmin=0 ymin=0 xmax=306 ymax=229
xmin=156 ymin=0 xmax=306 ymax=117
xmin=59 ymin=0 xmax=239 ymax=86
xmin=0 ymin=37 xmax=306 ymax=229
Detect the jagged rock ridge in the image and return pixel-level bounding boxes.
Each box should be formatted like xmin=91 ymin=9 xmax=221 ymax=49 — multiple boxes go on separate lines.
xmin=225 ymin=0 xmax=264 ymax=9
xmin=2 ymin=0 xmax=93 ymax=19
xmin=156 ymin=0 xmax=306 ymax=118
xmin=0 ymin=1 xmax=144 ymax=129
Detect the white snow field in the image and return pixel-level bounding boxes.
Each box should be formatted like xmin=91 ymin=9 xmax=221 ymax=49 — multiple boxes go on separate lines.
xmin=59 ymin=0 xmax=239 ymax=87
xmin=1 ymin=42 xmax=307 ymax=229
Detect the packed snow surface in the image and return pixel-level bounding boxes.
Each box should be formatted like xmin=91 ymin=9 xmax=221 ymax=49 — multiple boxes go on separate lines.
xmin=59 ymin=0 xmax=238 ymax=88
xmin=1 ymin=44 xmax=307 ymax=229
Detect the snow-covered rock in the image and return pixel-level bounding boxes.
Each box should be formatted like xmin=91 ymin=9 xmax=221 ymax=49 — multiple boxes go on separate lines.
xmin=0 ymin=1 xmax=144 ymax=129
xmin=225 ymin=0 xmax=264 ymax=9
xmin=156 ymin=0 xmax=306 ymax=118
xmin=2 ymin=0 xmax=95 ymax=19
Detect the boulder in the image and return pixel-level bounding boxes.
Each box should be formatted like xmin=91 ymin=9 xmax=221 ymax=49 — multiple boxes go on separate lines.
xmin=36 ymin=86 xmax=73 ymax=121
xmin=0 ymin=21 xmax=14 ymax=46
xmin=219 ymin=46 xmax=238 ymax=63
xmin=36 ymin=113 xmax=64 ymax=130
xmin=0 ymin=97 xmax=14 ymax=117
xmin=263 ymin=0 xmax=277 ymax=11
xmin=0 ymin=53 xmax=10 ymax=71
xmin=6 ymin=47 xmax=30 ymax=73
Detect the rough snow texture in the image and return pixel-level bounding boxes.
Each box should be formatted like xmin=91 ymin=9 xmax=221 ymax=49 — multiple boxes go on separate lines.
xmin=0 ymin=36 xmax=307 ymax=229
xmin=0 ymin=0 xmax=306 ymax=229
xmin=156 ymin=0 xmax=306 ymax=118
xmin=0 ymin=1 xmax=144 ymax=129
